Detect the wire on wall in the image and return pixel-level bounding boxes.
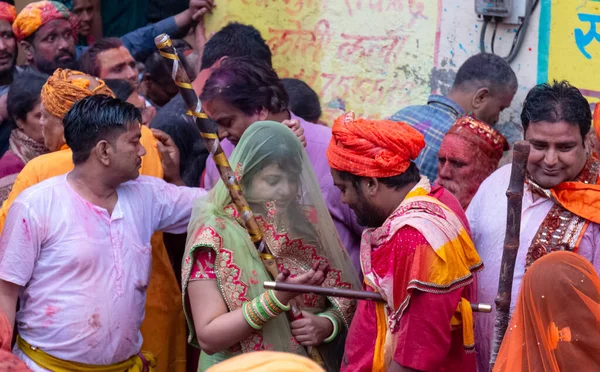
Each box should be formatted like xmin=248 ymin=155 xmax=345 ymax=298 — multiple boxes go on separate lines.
xmin=479 ymin=0 xmax=539 ymax=63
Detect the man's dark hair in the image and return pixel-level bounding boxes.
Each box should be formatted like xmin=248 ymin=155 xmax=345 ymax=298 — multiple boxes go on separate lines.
xmin=282 ymin=78 xmax=321 ymax=123
xmin=521 ymin=80 xmax=591 ymax=140
xmin=338 ymin=162 xmax=421 ymax=191
xmin=79 ymin=38 xmax=124 ymax=77
xmin=64 ymin=95 xmax=141 ymax=164
xmin=200 ymin=22 xmax=272 ymax=70
xmin=144 ymin=39 xmax=196 ymax=83
xmin=200 ymin=56 xmax=288 ymax=115
xmin=453 ymin=53 xmax=518 ymax=95
xmin=105 ymin=79 xmax=135 ymax=101
xmin=7 ymin=71 xmax=49 ymax=127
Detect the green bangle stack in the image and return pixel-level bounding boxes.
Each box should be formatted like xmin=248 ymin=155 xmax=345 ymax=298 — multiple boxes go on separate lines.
xmin=317 ymin=312 xmax=340 ymax=343
xmin=242 ymin=290 xmax=290 ymax=329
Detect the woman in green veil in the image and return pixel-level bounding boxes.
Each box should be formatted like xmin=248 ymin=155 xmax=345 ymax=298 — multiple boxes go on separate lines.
xmin=182 ymin=121 xmax=360 ymax=371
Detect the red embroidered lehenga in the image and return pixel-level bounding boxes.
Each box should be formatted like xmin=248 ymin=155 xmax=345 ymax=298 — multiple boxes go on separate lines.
xmin=181 ymin=121 xmax=360 ymax=371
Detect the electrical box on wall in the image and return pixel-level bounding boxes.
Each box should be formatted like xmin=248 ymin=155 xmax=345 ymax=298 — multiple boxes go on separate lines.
xmin=475 ymin=0 xmax=511 ymax=18
xmin=475 ymin=0 xmax=529 ymax=26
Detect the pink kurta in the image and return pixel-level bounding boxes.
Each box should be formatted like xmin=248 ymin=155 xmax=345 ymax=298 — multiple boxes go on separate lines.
xmin=0 ymin=174 xmax=206 ymax=371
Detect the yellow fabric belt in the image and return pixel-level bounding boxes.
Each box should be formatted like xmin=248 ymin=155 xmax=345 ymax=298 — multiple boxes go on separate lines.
xmin=17 ymin=335 xmax=156 ymax=372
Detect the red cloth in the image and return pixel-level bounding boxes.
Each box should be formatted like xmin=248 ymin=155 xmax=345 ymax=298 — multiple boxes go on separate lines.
xmin=326 ymin=111 xmax=425 ymax=178
xmin=0 ymin=151 xmax=25 ymax=179
xmin=341 ymin=187 xmax=476 ymax=372
xmin=0 ymin=3 xmax=16 ymax=25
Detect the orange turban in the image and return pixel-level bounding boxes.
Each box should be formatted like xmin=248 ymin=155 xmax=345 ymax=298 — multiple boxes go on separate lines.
xmin=13 ymin=1 xmax=72 ymax=42
xmin=0 ymin=3 xmax=16 ymax=25
xmin=327 ymin=111 xmax=425 ymax=177
xmin=205 ymin=351 xmax=325 ymax=372
xmin=41 ymin=69 xmax=114 ymax=119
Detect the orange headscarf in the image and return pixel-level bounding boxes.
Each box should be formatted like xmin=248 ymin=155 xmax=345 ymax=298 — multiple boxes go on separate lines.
xmin=12 ymin=1 xmax=72 ymax=42
xmin=327 ymin=111 xmax=425 ymax=177
xmin=41 ymin=69 xmax=114 ymax=119
xmin=205 ymin=351 xmax=325 ymax=372
xmin=494 ymin=251 xmax=600 ymax=372
xmin=0 ymin=3 xmax=16 ymax=25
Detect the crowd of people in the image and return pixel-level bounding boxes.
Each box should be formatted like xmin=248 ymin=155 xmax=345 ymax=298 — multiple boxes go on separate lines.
xmin=0 ymin=1 xmax=598 ymax=372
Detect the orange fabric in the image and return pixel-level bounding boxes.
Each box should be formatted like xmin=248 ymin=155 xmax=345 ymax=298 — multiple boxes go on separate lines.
xmin=0 ymin=126 xmax=185 ymax=372
xmin=0 ymin=312 xmax=30 ymax=371
xmin=41 ymin=69 xmax=114 ymax=119
xmin=13 ymin=1 xmax=72 ymax=41
xmin=551 ymin=181 xmax=600 ymax=225
xmin=0 ymin=3 xmax=16 ymax=25
xmin=327 ymin=111 xmax=425 ymax=177
xmin=494 ymin=251 xmax=600 ymax=371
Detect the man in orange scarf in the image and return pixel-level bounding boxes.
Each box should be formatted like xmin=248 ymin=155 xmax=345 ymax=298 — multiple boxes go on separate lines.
xmin=468 ymin=80 xmax=600 ymax=370
xmin=0 ymin=69 xmax=187 ymax=372
xmin=327 ymin=112 xmax=482 ymax=372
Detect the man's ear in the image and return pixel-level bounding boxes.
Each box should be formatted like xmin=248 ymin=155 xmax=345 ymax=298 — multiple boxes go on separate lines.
xmin=95 ymin=140 xmax=112 ymax=166
xmin=471 ymin=87 xmax=490 ymax=110
xmin=19 ymin=40 xmax=34 ymax=64
xmin=257 ymin=107 xmax=269 ymax=121
xmin=363 ymin=177 xmax=380 ymax=197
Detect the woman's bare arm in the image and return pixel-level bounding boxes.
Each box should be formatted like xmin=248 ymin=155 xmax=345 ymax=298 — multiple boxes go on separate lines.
xmin=188 ymin=280 xmax=254 ymax=354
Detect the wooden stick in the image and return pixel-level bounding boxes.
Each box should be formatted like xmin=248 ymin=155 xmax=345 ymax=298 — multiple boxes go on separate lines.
xmin=264 ymin=282 xmax=493 ymax=313
xmin=489 ymin=141 xmax=531 ymax=367
xmin=154 ymin=34 xmax=323 ymax=365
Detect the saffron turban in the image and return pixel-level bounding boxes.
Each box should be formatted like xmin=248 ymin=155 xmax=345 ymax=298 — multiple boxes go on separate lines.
xmin=446 ymin=115 xmax=509 ymax=163
xmin=205 ymin=351 xmax=325 ymax=372
xmin=327 ymin=111 xmax=425 ymax=177
xmin=0 ymin=3 xmax=16 ymax=25
xmin=41 ymin=69 xmax=114 ymax=119
xmin=13 ymin=1 xmax=71 ymax=42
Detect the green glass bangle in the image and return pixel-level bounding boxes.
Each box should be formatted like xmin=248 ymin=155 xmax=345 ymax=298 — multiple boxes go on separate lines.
xmin=242 ymin=302 xmax=262 ymax=330
xmin=317 ymin=312 xmax=339 ymax=343
xmin=268 ymin=289 xmax=291 ymax=311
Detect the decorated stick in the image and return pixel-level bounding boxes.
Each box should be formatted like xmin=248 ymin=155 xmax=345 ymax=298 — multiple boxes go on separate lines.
xmin=154 ymin=33 xmax=324 ymax=365
xmin=489 ymin=141 xmax=531 ymax=367
xmin=264 ymin=282 xmax=493 ymax=313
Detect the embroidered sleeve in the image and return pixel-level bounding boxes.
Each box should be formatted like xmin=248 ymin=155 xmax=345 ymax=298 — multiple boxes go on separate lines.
xmin=189 ymin=249 xmax=217 ymax=281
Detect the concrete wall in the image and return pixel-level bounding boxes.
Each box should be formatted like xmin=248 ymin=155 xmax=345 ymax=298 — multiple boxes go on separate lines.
xmin=204 ymin=0 xmax=545 ymax=145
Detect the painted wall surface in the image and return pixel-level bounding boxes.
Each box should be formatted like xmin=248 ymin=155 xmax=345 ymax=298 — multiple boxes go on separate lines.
xmin=204 ymin=0 xmax=543 ymax=145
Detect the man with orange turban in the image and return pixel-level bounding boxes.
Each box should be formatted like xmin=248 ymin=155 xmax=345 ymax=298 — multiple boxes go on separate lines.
xmin=0 ymin=2 xmax=17 ymax=96
xmin=436 ymin=115 xmax=509 ymax=209
xmin=0 ymin=69 xmax=188 ymax=372
xmin=13 ymin=1 xmax=79 ymax=75
xmin=327 ymin=112 xmax=482 ymax=372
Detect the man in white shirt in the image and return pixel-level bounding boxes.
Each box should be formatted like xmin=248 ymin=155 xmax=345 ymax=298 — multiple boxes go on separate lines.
xmin=0 ymin=95 xmax=206 ymax=370
xmin=467 ymin=80 xmax=600 ymax=370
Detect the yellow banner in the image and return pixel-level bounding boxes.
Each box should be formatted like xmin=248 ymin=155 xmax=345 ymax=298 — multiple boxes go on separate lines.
xmin=544 ymin=0 xmax=600 ymax=101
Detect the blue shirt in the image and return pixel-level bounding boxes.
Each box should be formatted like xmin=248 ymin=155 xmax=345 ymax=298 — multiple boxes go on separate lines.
xmin=389 ymin=95 xmax=465 ymax=181
xmin=76 ymin=16 xmax=180 ymax=62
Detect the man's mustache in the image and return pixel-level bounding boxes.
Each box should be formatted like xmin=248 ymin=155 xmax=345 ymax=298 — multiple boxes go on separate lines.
xmin=54 ymin=52 xmax=75 ymax=62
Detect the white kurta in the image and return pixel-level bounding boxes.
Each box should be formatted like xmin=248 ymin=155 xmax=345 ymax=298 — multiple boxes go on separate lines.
xmin=466 ymin=164 xmax=600 ymax=371
xmin=0 ymin=174 xmax=206 ymax=371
